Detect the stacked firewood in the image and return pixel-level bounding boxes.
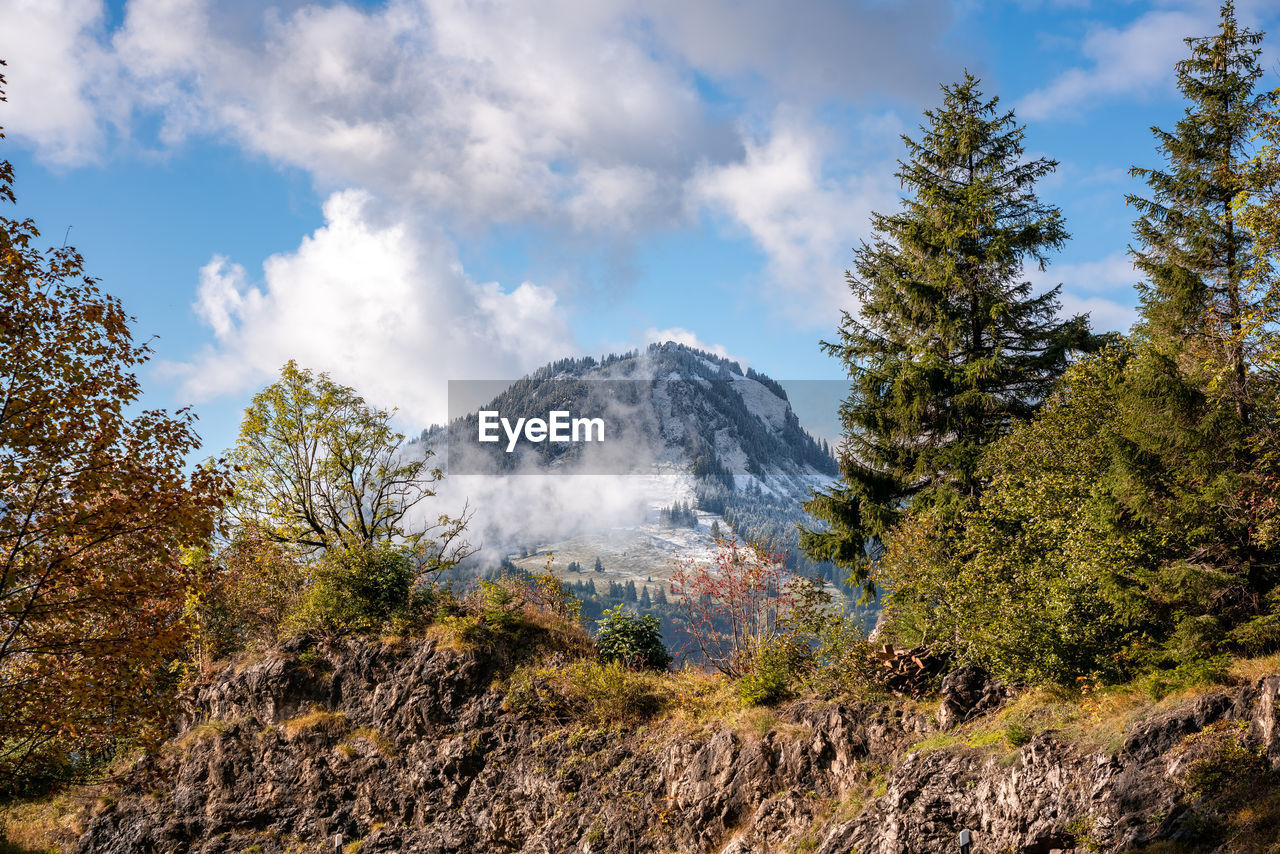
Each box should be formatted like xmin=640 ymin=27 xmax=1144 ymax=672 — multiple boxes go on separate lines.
xmin=870 ymin=643 xmax=945 ymax=698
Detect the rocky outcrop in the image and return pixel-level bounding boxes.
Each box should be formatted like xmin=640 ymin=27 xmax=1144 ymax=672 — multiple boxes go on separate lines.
xmin=936 ymin=665 xmax=1011 ymax=730
xmin=72 ymin=637 xmax=1280 ymax=853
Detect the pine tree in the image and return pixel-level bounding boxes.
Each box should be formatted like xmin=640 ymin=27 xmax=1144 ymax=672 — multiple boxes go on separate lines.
xmin=1114 ymin=3 xmax=1276 ymax=640
xmin=801 ymin=73 xmax=1091 ymax=592
xmin=1128 ymin=1 xmax=1264 ymax=419
xmin=593 ymin=556 xmax=604 ymax=573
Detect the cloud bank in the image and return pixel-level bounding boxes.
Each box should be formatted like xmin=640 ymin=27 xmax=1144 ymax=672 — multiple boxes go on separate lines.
xmin=161 ymin=189 xmax=573 ymax=425
xmin=0 ymin=0 xmax=960 ymax=327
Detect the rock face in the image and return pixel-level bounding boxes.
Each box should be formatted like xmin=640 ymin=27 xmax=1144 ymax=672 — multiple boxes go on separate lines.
xmin=73 ymin=638 xmax=1280 ymax=854
xmin=936 ymin=666 xmax=1010 ymax=730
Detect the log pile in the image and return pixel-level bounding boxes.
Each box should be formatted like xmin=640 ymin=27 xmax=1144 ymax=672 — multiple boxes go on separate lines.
xmin=870 ymin=643 xmax=945 ymax=698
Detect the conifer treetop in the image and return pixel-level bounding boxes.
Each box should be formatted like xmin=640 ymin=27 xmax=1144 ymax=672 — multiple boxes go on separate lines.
xmin=801 ymin=73 xmax=1091 ymax=594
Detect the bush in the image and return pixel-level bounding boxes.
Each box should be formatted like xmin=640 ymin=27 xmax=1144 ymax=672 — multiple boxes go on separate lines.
xmin=504 ymin=659 xmax=662 ymax=725
xmin=874 ymin=352 xmax=1161 ymax=685
xmin=428 ymin=571 xmax=592 ymax=661
xmin=287 ymin=544 xmax=416 ymax=634
xmin=595 ymin=605 xmax=671 ymax=671
xmin=670 ymin=537 xmax=792 ymax=676
xmin=736 ymin=637 xmax=803 ymax=705
xmin=1134 ymin=656 xmax=1231 ymax=701
xmin=181 ymin=530 xmax=309 ymax=670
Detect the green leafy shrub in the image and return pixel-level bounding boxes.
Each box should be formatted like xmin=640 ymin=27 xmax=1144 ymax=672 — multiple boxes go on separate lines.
xmin=1005 ymin=721 xmax=1034 ymax=747
xmin=595 ymin=605 xmax=671 ymax=671
xmin=875 ymin=351 xmax=1162 ymax=685
xmin=286 ymin=544 xmax=416 ymax=634
xmin=724 ymin=576 xmax=873 ymax=706
xmin=1134 ymin=656 xmax=1231 ymax=701
xmin=426 ymin=570 xmax=592 ymax=662
xmin=736 ymin=637 xmax=804 ymax=706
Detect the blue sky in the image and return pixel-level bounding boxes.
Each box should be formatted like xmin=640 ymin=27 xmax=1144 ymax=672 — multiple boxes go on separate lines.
xmin=3 ymin=0 xmax=1278 ymax=457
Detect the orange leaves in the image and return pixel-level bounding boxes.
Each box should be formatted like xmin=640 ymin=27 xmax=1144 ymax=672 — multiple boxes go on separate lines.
xmin=1 ymin=126 xmax=231 ymax=789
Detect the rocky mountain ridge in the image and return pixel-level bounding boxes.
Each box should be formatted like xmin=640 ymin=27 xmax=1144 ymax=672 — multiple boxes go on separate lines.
xmin=70 ymin=635 xmax=1280 ymax=853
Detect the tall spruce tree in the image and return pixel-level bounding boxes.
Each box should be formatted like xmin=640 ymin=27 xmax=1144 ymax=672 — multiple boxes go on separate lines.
xmin=800 ymin=74 xmax=1091 ymax=593
xmin=1114 ymin=3 xmax=1276 ymax=646
xmin=1128 ymin=0 xmax=1264 ymax=420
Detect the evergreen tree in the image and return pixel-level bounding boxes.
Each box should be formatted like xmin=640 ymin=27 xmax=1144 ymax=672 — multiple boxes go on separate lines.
xmin=801 ymin=74 xmax=1091 ymax=592
xmin=1128 ymin=1 xmax=1264 ymax=419
xmin=1114 ymin=3 xmax=1278 ymax=647
xmin=593 ymin=556 xmax=604 ymax=573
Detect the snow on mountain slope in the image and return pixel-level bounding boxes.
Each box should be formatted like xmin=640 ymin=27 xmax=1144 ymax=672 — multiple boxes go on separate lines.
xmin=414 ymin=341 xmax=840 ymax=586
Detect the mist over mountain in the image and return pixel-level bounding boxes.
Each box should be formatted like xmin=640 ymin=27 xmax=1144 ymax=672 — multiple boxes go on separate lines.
xmin=410 ymin=341 xmax=857 ymax=623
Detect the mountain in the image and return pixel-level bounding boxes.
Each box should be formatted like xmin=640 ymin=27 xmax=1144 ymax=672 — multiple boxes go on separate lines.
xmin=420 ymin=341 xmax=836 ymax=483
xmin=411 ymin=342 xmax=857 ymax=627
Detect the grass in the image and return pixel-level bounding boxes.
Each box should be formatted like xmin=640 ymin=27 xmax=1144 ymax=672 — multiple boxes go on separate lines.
xmin=1229 ymin=652 xmax=1280 ymax=684
xmin=1123 ymin=719 xmax=1280 ymax=853
xmin=504 ymin=658 xmax=666 ymax=726
xmin=502 ymin=655 xmax=833 ymax=744
xmin=0 ymin=787 xmax=95 ymax=853
xmin=174 ymin=718 xmax=231 ymax=751
xmin=902 ymin=679 xmax=1191 ymax=760
xmin=280 ymin=708 xmax=349 ymax=739
xmin=338 ymin=727 xmax=396 ymax=758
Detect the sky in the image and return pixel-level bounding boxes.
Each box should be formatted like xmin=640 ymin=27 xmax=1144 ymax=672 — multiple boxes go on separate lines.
xmin=3 ymin=0 xmax=1279 ymax=458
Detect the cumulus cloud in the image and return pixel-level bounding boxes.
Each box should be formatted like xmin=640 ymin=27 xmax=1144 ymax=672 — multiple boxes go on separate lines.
xmin=1018 ymin=9 xmax=1210 ymax=120
xmin=107 ymin=0 xmax=718 ymax=230
xmin=688 ymin=116 xmax=900 ymax=326
xmin=0 ymin=0 xmax=119 ymax=164
xmin=5 ymin=1 xmax=951 ymax=232
xmin=160 ymin=189 xmax=574 ymax=425
xmin=1 ymin=0 xmax=962 ymax=330
xmin=644 ymin=0 xmax=956 ymax=102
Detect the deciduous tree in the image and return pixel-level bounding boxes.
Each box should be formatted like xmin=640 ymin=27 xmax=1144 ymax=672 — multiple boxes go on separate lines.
xmin=227 ymin=360 xmax=469 ymax=572
xmin=0 ymin=64 xmax=229 ymax=787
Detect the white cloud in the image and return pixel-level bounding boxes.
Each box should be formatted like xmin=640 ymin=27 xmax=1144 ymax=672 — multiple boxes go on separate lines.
xmin=1 ymin=0 xmax=962 ymax=332
xmin=6 ymin=1 xmax=953 ymax=225
xmin=688 ymin=116 xmax=900 ymax=326
xmin=109 ymin=0 xmax=715 ymax=231
xmin=1059 ymin=292 xmax=1139 ymax=333
xmin=1018 ymin=9 xmax=1210 ymax=120
xmin=644 ymin=0 xmax=957 ymax=102
xmin=0 ymin=0 xmax=118 ymax=164
xmin=1027 ymin=252 xmax=1140 ymax=333
xmin=161 ymin=189 xmax=575 ymax=425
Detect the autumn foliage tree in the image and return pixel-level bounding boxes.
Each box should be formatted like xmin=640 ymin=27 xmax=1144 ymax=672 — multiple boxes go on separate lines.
xmin=0 ymin=64 xmax=229 ymax=788
xmin=670 ymin=537 xmax=795 ymax=677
